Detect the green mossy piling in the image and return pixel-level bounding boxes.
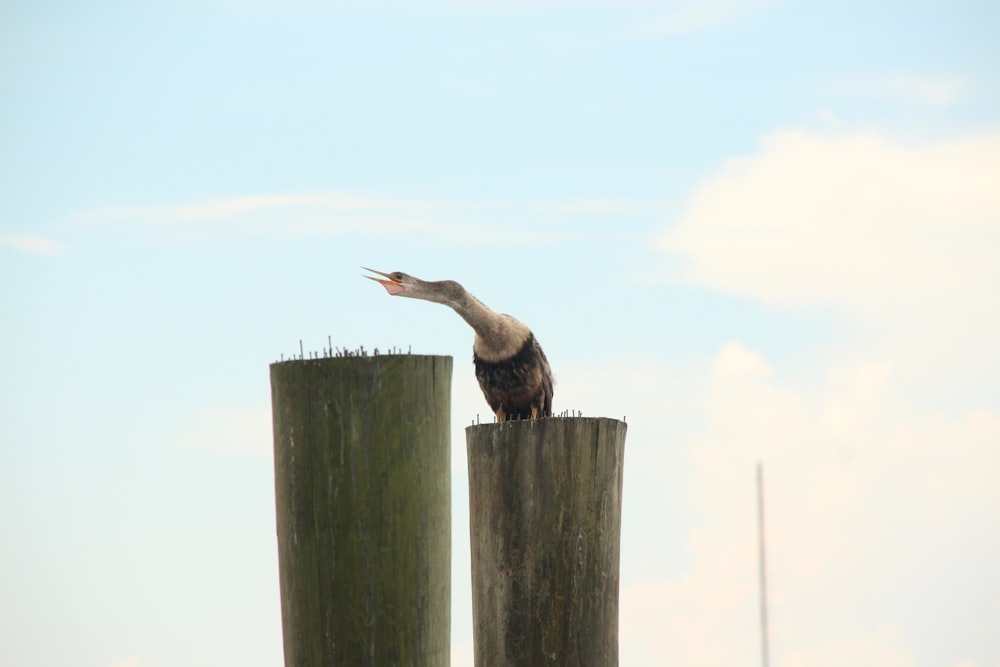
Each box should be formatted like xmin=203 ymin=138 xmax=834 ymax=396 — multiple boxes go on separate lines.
xmin=270 ymin=354 xmax=452 ymax=667
xmin=466 ymin=417 xmax=627 ymax=667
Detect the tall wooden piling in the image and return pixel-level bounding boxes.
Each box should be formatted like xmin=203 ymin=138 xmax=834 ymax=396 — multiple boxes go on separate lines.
xmin=466 ymin=417 xmax=627 ymax=667
xmin=270 ymin=354 xmax=452 ymax=667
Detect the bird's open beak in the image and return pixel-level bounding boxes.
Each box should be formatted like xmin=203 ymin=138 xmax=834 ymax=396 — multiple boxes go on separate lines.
xmin=361 ymin=267 xmax=406 ymax=296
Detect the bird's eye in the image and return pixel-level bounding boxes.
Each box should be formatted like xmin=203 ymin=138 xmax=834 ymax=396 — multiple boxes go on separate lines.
xmin=392 ymin=273 xmax=403 ymax=281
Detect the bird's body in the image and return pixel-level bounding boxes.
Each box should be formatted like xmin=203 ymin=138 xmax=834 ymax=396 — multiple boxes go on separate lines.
xmin=363 ymin=268 xmax=553 ymax=421
xmin=474 ymin=330 xmax=553 ymax=421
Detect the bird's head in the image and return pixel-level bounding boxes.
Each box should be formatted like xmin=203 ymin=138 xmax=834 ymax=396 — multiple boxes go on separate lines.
xmin=362 ymin=267 xmax=465 ymax=306
xmin=362 ymin=267 xmax=412 ymax=296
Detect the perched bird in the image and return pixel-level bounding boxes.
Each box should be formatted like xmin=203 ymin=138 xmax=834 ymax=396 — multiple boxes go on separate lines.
xmin=363 ymin=267 xmax=553 ymax=422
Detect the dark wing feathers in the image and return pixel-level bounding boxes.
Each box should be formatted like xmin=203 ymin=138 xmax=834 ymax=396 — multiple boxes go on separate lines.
xmin=473 ymin=333 xmax=553 ymax=420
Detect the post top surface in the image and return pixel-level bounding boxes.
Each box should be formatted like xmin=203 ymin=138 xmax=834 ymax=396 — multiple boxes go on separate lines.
xmin=270 ymin=353 xmax=453 ymax=370
xmin=465 ymin=416 xmax=627 ymax=433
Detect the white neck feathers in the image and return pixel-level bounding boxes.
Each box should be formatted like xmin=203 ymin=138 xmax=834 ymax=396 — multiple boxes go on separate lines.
xmin=446 ymin=289 xmax=531 ymax=362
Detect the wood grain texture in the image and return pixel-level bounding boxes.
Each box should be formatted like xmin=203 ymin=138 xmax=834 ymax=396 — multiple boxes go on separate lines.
xmin=270 ymin=355 xmax=452 ymax=667
xmin=466 ymin=417 xmax=627 ymax=667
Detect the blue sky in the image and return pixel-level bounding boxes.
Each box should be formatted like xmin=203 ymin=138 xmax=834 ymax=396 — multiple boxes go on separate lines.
xmin=2 ymin=1 xmax=999 ymax=666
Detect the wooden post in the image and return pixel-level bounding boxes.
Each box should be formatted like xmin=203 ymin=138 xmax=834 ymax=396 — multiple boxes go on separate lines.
xmin=466 ymin=417 xmax=627 ymax=667
xmin=270 ymin=354 xmax=452 ymax=667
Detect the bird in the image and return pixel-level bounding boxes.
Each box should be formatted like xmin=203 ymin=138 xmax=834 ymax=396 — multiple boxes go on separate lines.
xmin=363 ymin=267 xmax=554 ymax=422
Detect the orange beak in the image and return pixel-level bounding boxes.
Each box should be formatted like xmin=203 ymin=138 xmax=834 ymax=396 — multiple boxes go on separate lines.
xmin=362 ymin=267 xmax=405 ymax=296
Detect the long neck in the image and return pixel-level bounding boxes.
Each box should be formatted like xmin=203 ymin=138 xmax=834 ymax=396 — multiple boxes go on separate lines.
xmin=412 ymin=278 xmax=530 ymax=358
xmin=444 ymin=288 xmax=507 ymax=341
xmin=430 ymin=282 xmax=529 ymax=360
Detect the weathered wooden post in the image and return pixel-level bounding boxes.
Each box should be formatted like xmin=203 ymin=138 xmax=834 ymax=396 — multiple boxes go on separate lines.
xmin=270 ymin=354 xmax=452 ymax=667
xmin=466 ymin=417 xmax=627 ymax=666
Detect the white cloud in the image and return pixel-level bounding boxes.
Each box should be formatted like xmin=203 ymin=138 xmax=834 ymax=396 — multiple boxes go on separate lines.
xmin=779 ymin=624 xmax=915 ymax=667
xmin=81 ymin=192 xmax=478 ymax=241
xmin=451 ymin=643 xmax=474 ymax=666
xmin=656 ymin=128 xmax=1000 ymax=391
xmin=109 ymin=658 xmax=161 ymax=667
xmin=657 ymin=129 xmax=1000 ymax=317
xmin=97 ymin=193 xmax=470 ymax=224
xmin=824 ymin=74 xmax=969 ymax=110
xmin=632 ymin=128 xmax=1000 ymax=665
xmin=78 ymin=192 xmax=653 ymax=245
xmin=713 ymin=340 xmax=772 ymax=378
xmin=886 ymin=75 xmax=966 ymax=107
xmin=620 ymin=576 xmax=757 ymax=667
xmin=584 ymin=341 xmax=1000 ymax=666
xmin=0 ymin=234 xmax=66 ymax=255
xmin=633 ymin=0 xmax=772 ymax=36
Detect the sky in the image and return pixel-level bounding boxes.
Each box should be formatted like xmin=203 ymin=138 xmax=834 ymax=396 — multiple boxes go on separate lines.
xmin=1 ymin=1 xmax=999 ymax=665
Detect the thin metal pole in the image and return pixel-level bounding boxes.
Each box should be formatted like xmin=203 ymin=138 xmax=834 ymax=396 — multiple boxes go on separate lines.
xmin=756 ymin=461 xmax=771 ymax=667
